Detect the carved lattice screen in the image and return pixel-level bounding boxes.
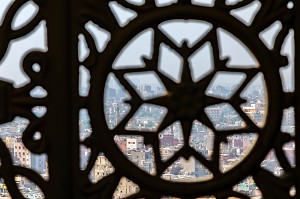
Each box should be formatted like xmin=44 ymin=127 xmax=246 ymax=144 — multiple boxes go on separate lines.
xmin=0 ymin=0 xmax=298 ymax=198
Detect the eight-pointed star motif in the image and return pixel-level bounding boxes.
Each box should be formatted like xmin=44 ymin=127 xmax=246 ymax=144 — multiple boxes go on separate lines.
xmin=113 ymin=26 xmax=261 ymax=176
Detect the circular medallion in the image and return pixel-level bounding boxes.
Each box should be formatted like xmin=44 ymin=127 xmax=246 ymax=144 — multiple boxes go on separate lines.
xmin=89 ymin=4 xmax=282 ymax=196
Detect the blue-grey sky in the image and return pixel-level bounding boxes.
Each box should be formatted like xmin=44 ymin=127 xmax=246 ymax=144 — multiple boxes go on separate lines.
xmin=0 ymin=0 xmax=295 ymax=93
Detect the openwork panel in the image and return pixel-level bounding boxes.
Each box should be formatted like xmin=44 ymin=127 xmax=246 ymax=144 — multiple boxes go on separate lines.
xmin=0 ymin=0 xmax=297 ymax=198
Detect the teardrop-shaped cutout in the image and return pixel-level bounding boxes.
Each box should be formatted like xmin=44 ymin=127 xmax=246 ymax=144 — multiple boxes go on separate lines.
xmin=12 ymin=2 xmax=39 ymax=30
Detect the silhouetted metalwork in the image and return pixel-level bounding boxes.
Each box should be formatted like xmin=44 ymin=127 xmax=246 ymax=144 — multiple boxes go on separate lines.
xmin=0 ymin=0 xmax=297 ymax=198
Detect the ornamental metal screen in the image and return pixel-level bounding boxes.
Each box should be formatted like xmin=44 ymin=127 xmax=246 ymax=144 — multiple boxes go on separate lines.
xmin=0 ymin=0 xmax=298 ymax=198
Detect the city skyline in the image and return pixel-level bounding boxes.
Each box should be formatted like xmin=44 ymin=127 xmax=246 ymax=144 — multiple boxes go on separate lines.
xmin=0 ymin=0 xmax=296 ymax=198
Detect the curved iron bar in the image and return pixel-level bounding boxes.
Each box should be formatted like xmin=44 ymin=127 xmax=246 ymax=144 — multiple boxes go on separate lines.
xmin=0 ymin=0 xmax=296 ymax=198
xmin=86 ymin=3 xmax=287 ymax=198
xmin=0 ymin=0 xmax=43 ymax=62
xmin=0 ymin=138 xmax=46 ymax=199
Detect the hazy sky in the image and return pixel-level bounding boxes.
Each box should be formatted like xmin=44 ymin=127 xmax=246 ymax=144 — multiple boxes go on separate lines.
xmin=0 ymin=0 xmax=295 ymax=93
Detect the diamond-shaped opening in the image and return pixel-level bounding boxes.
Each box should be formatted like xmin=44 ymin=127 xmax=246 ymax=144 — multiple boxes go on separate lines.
xmin=240 ymin=73 xmax=267 ymax=128
xmin=85 ymin=21 xmax=111 ymax=52
xmin=158 ymin=43 xmax=183 ymax=83
xmin=189 ymin=42 xmax=214 ymax=82
xmin=261 ymin=150 xmax=284 ymax=177
xmin=189 ymin=120 xmax=214 ymax=160
xmin=192 ymin=0 xmax=214 ymax=7
xmin=114 ymin=135 xmax=155 ymax=174
xmin=104 ymin=73 xmax=131 ymax=129
xmin=159 ymin=121 xmax=183 ymax=161
xmin=79 ymin=65 xmax=90 ymax=97
xmin=283 ymin=141 xmax=295 ymax=168
xmin=281 ymin=107 xmax=295 ymax=134
xmin=30 ymin=86 xmax=47 ymax=98
xmin=229 ymin=0 xmax=261 ymax=26
xmin=78 ymin=34 xmax=89 ymax=62
xmin=161 ymin=157 xmax=213 ymax=182
xmin=259 ymin=21 xmax=282 ymax=50
xmin=155 ymin=0 xmax=177 ymax=7
xmin=126 ymin=104 xmax=167 ymax=132
xmin=206 ymin=72 xmax=246 ymax=100
xmin=234 ymin=176 xmax=261 ymax=198
xmin=109 ymin=1 xmax=137 ymax=27
xmin=79 ymin=109 xmax=92 ymax=141
xmin=12 ymin=1 xmax=39 ymax=30
xmin=220 ymin=133 xmax=258 ymax=173
xmin=15 ymin=175 xmax=45 ymax=199
xmin=217 ymin=28 xmax=258 ymax=68
xmin=205 ymin=103 xmax=246 ymax=131
xmin=32 ymin=106 xmax=47 ymax=118
xmin=280 ymin=30 xmax=295 ymax=92
xmin=158 ymin=20 xmax=212 ymax=48
xmin=125 ymin=71 xmax=166 ymax=100
xmin=89 ymin=153 xmax=115 ymax=183
xmin=113 ymin=177 xmax=140 ymax=198
xmin=113 ymin=28 xmax=153 ymax=69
